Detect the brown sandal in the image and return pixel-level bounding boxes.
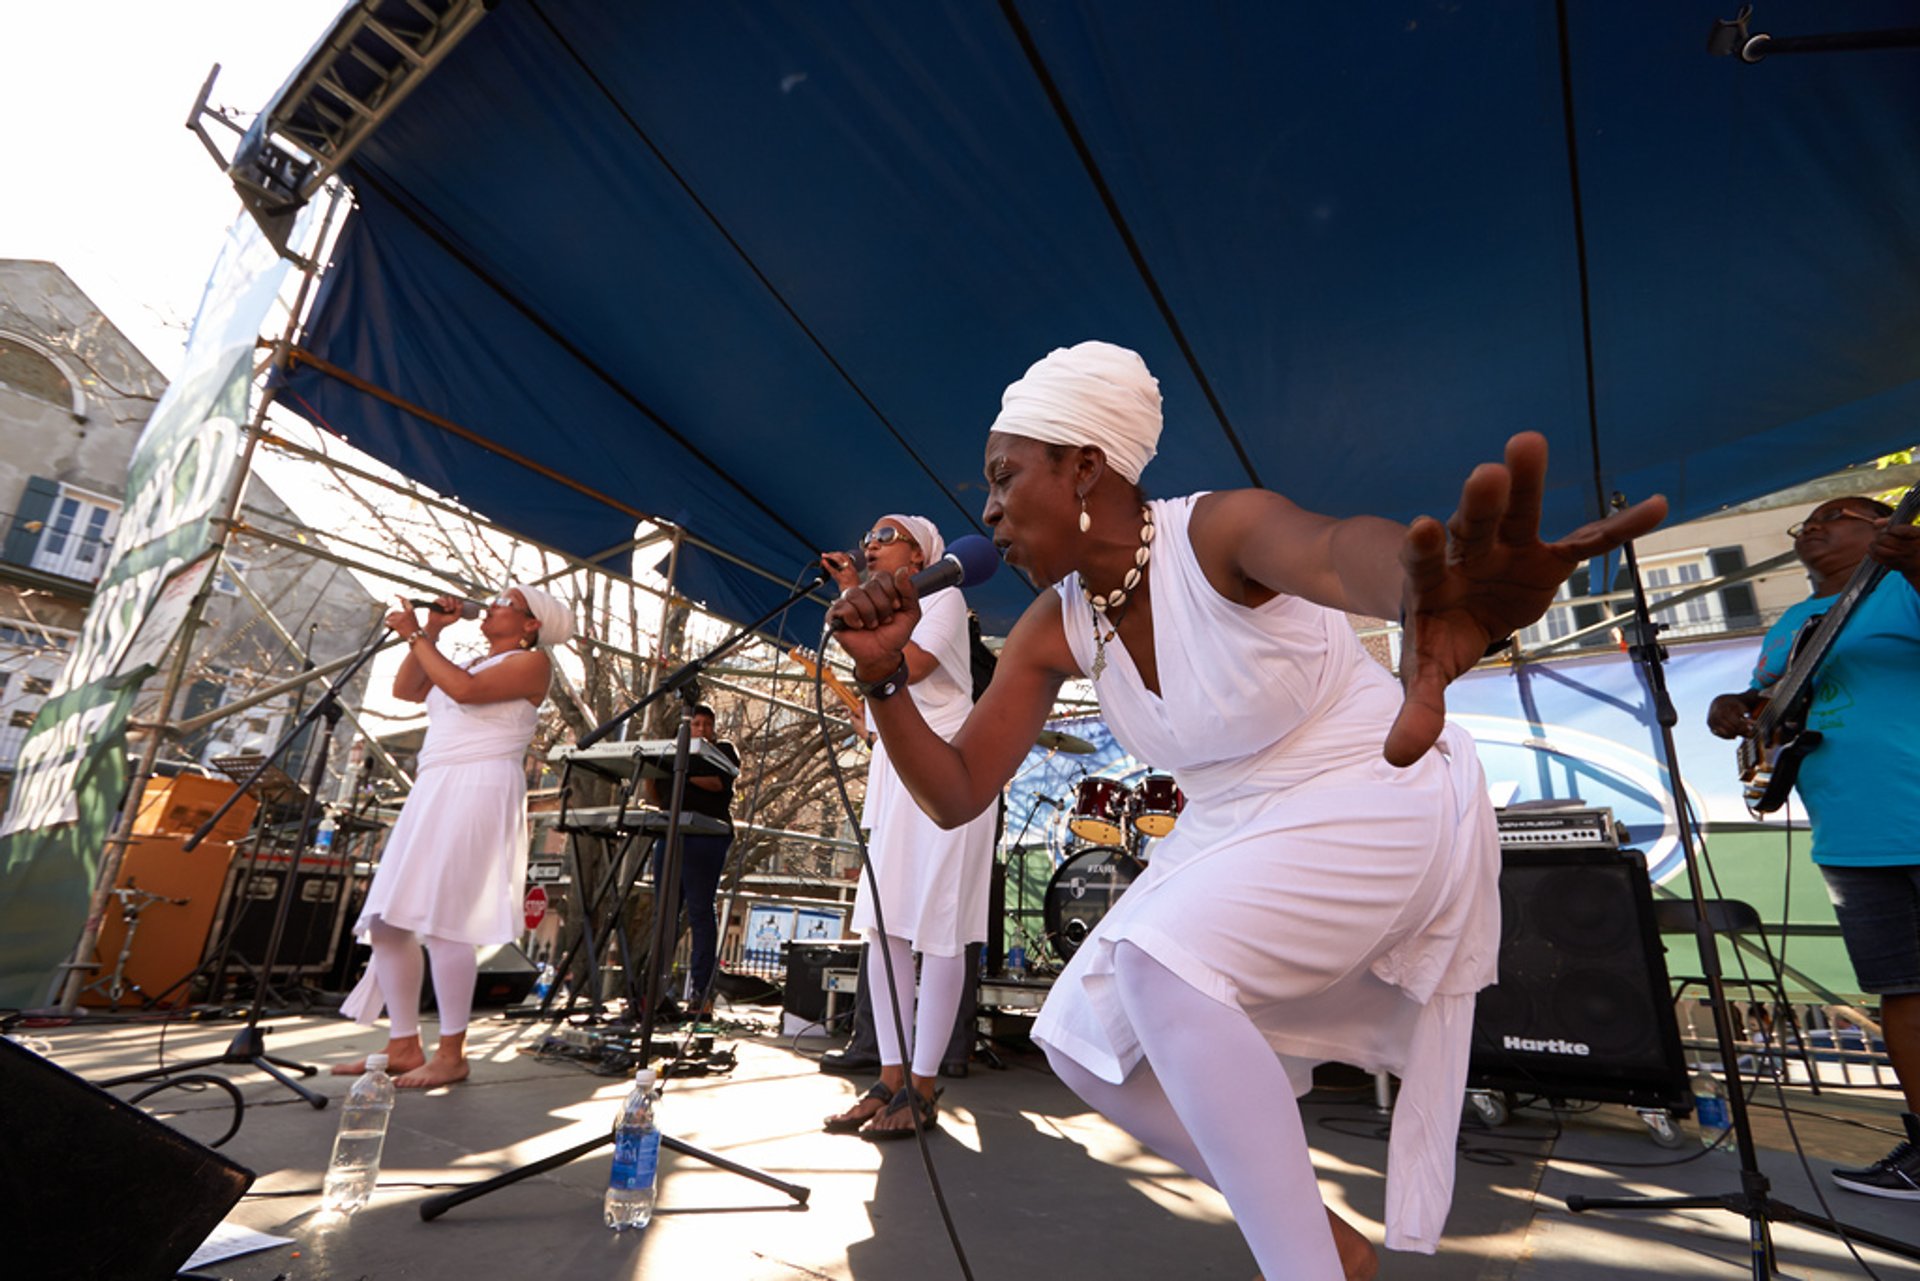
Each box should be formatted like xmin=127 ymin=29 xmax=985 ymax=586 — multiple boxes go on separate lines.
xmin=861 ymin=1086 xmax=942 ymax=1142
xmin=823 ymin=1080 xmax=895 ymax=1134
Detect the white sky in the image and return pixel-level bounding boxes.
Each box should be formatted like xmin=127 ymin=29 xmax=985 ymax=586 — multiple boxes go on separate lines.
xmin=1 ymin=2 xmax=344 ymax=377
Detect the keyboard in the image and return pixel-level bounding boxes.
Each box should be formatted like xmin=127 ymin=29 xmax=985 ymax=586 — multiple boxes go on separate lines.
xmin=554 ymin=805 xmax=732 ymax=838
xmin=549 ymin=737 xmax=739 ymax=780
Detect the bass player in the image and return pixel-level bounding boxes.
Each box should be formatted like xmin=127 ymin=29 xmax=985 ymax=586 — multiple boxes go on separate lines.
xmin=1706 ymin=493 xmax=1920 ymax=1198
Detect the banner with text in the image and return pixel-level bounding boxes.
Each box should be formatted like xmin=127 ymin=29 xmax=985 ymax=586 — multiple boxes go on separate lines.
xmin=0 ymin=211 xmax=301 ymax=1007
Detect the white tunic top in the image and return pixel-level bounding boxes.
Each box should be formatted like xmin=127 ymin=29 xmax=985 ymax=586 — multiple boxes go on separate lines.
xmin=851 ymin=587 xmax=998 ymax=956
xmin=1030 ymin=494 xmax=1500 ymax=1254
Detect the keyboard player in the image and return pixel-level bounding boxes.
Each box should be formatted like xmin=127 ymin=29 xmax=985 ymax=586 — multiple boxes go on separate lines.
xmin=643 ymin=703 xmax=740 ymax=1015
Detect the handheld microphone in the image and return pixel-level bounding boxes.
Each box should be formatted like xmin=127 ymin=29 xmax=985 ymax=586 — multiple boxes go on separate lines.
xmin=407 ymin=598 xmax=483 ymax=620
xmin=828 ymin=534 xmax=1000 ymax=631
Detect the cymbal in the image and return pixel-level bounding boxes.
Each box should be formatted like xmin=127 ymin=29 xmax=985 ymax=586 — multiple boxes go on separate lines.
xmin=1035 ymin=729 xmax=1095 ymax=755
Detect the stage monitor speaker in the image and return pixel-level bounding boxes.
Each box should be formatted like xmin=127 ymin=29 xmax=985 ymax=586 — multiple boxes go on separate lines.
xmin=473 ymin=941 xmax=538 ymax=1007
xmin=0 ymin=1037 xmax=254 ymax=1281
xmin=782 ymin=939 xmax=864 ymax=1025
xmin=1467 ymin=847 xmax=1690 ymax=1110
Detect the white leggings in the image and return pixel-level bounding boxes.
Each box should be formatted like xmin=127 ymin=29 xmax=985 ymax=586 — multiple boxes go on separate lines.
xmin=1044 ymin=941 xmax=1343 ymax=1281
xmin=366 ymin=918 xmax=479 ymax=1040
xmin=867 ymin=932 xmax=968 ymax=1080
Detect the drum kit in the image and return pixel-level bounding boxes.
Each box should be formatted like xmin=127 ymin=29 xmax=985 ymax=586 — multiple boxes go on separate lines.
xmin=1040 ymin=770 xmax=1186 ymax=962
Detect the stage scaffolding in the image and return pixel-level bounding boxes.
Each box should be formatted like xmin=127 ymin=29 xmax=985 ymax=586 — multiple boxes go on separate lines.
xmin=49 ymin=186 xmax=866 ymax=1014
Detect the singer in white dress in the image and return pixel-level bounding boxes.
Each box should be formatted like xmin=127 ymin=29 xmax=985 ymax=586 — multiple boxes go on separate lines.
xmin=820 ymin=515 xmax=997 ymax=1139
xmin=335 ymin=585 xmax=567 ymax=1089
xmin=827 ymin=342 xmax=1665 ymax=1279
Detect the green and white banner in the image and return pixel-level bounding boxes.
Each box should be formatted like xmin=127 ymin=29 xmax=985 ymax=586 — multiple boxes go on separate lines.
xmin=0 ymin=210 xmax=301 ymax=1008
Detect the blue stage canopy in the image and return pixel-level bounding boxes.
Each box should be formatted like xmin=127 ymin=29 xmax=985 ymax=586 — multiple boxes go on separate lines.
xmin=273 ymin=1 xmax=1920 ymax=635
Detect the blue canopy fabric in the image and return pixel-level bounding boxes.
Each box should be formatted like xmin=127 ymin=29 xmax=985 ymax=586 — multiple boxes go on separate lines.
xmin=278 ymin=1 xmax=1920 ymax=635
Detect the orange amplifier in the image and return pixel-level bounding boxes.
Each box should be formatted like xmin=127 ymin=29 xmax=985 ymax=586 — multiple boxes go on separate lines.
xmin=82 ymin=835 xmax=236 ymax=1009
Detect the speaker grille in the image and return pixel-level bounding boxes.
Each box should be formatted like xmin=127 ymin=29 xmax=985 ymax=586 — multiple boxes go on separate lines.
xmin=1468 ymin=847 xmax=1688 ymax=1108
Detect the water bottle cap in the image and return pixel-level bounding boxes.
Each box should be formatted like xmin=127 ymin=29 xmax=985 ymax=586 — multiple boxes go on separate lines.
xmin=366 ymin=1054 xmax=389 ymax=1071
xmin=634 ymin=1068 xmax=656 ymax=1087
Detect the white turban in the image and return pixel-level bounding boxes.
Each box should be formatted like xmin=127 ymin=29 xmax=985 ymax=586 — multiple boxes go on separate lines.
xmin=508 ymin=582 xmax=575 ymax=647
xmin=988 ymin=340 xmax=1162 ymax=483
xmin=878 ymin=514 xmax=944 ymax=567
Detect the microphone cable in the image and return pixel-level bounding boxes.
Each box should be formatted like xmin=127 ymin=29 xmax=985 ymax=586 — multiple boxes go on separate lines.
xmin=808 ymin=617 xmax=979 ymax=1281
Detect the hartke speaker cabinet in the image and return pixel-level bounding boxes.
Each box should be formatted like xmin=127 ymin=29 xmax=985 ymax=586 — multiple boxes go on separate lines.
xmin=0 ymin=1038 xmax=254 ymax=1280
xmin=1467 ymin=847 xmax=1690 ymax=1110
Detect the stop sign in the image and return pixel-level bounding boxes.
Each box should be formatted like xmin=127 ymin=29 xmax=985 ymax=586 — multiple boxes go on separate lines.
xmin=523 ymin=884 xmax=548 ymax=932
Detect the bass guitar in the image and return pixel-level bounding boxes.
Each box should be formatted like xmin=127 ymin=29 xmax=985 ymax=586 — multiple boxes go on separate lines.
xmin=1736 ymin=484 xmax=1920 ymax=812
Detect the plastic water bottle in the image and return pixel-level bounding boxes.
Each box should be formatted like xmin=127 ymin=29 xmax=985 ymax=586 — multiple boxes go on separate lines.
xmin=314 ymin=811 xmax=337 ymax=857
xmin=322 ymin=1053 xmax=395 ymax=1214
xmin=605 ymin=1068 xmax=661 ymax=1230
xmin=532 ymin=960 xmax=557 ymax=1002
xmin=1006 ymin=945 xmax=1027 ymax=980
xmin=1692 ymin=1067 xmax=1729 ymax=1143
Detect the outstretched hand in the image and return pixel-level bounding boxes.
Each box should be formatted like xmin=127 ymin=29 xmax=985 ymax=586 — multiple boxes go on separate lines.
xmin=1384 ymin=432 xmax=1667 ymax=767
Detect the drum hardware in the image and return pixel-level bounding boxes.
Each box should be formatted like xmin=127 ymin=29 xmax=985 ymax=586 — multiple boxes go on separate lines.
xmin=1036 ymin=728 xmax=1097 ymax=755
xmin=80 ymin=882 xmax=189 ymax=1011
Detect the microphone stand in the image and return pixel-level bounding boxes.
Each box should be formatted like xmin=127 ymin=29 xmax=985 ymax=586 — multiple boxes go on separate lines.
xmin=1562 ymin=524 xmax=1920 ymax=1271
xmin=99 ymin=621 xmax=393 ymax=1111
xmin=419 ymin=572 xmax=824 ymax=1221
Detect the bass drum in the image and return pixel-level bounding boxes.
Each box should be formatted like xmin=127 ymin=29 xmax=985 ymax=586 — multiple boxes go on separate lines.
xmin=1044 ymin=846 xmax=1143 ymax=962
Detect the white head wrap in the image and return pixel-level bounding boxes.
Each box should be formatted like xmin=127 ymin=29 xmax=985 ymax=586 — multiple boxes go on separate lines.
xmin=877 ymin=514 xmax=944 ymax=567
xmin=987 ymin=341 xmax=1162 ymax=483
xmin=507 ymin=582 xmax=575 ymax=648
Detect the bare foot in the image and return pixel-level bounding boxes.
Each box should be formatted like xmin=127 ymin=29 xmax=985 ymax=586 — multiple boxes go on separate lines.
xmin=1327 ymin=1208 xmax=1379 ymax=1281
xmin=394 ymin=1054 xmax=469 ymax=1089
xmin=331 ymin=1046 xmax=426 ymax=1077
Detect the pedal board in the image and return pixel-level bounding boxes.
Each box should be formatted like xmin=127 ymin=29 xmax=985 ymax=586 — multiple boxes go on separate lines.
xmin=531 ymin=1025 xmax=731 ymax=1076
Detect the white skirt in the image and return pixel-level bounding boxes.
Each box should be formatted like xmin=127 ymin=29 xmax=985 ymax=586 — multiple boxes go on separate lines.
xmin=852 ymin=738 xmax=997 ymax=956
xmin=354 ymin=757 xmax=530 ymax=946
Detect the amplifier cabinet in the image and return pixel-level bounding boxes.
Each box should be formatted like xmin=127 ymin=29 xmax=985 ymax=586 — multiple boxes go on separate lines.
xmin=782 ymin=939 xmax=864 ymax=1025
xmin=1467 ymin=847 xmax=1690 ymax=1111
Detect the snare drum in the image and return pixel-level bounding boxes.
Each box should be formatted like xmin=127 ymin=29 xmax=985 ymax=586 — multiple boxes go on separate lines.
xmin=1044 ymin=846 xmax=1142 ymax=960
xmin=1068 ymin=776 xmax=1133 ymax=846
xmin=1128 ymin=773 xmax=1185 ymax=838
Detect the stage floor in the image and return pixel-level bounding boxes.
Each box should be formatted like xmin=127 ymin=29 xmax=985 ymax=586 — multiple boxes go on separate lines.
xmin=19 ymin=1001 xmax=1919 ymax=1280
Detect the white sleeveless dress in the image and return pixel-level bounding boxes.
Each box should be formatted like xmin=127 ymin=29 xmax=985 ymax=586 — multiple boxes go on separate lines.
xmin=341 ymin=652 xmax=540 ymax=1023
xmin=1030 ymin=494 xmax=1500 ymax=1254
xmin=851 ymin=587 xmax=998 ymax=956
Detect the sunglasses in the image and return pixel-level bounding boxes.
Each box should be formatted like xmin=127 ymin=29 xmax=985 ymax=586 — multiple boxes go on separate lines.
xmin=487 ymin=594 xmax=530 ymax=613
xmin=1787 ymin=509 xmax=1880 ymax=539
xmin=860 ymin=527 xmax=914 ymax=548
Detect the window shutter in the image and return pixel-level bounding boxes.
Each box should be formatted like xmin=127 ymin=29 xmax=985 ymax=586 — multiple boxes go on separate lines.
xmin=2 ymin=477 xmax=61 ymax=567
xmin=1709 ymin=547 xmax=1760 ymax=629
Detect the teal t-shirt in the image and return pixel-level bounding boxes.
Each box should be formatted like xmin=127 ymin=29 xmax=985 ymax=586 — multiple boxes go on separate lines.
xmin=1749 ymin=574 xmax=1920 ymax=866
